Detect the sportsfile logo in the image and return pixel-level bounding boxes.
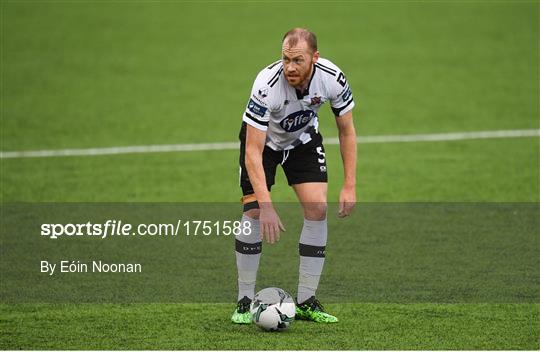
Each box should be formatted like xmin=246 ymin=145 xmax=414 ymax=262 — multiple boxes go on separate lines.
xmin=40 ymin=220 xmax=251 ymax=239
xmin=247 ymin=98 xmax=267 ymax=117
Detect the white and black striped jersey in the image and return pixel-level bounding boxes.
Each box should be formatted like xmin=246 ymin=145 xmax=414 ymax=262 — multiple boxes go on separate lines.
xmin=242 ymin=57 xmax=354 ymax=151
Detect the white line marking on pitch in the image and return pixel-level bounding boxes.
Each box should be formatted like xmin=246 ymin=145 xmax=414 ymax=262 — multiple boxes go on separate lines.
xmin=1 ymin=129 xmax=538 ymax=159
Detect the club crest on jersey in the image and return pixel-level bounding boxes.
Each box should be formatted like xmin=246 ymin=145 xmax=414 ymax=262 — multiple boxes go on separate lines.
xmin=279 ymin=110 xmax=315 ymax=132
xmin=247 ymin=98 xmax=267 ymax=117
xmin=310 ymin=95 xmax=322 ymax=106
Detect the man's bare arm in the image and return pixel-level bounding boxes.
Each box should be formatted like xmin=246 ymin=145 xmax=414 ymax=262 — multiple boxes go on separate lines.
xmin=335 ymin=110 xmax=357 ymax=217
xmin=245 ymin=125 xmax=271 ymax=203
xmin=245 ymin=124 xmax=285 ymax=242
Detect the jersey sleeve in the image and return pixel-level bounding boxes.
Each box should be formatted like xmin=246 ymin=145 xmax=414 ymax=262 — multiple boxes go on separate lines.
xmin=328 ymin=68 xmax=355 ymax=117
xmin=242 ymin=71 xmax=274 ymax=131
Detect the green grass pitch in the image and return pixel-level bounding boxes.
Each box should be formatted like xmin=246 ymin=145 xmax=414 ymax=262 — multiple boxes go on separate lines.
xmin=1 ymin=0 xmax=539 ymax=350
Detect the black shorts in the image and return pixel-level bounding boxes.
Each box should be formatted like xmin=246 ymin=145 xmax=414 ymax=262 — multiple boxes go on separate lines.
xmin=238 ymin=122 xmax=328 ymax=209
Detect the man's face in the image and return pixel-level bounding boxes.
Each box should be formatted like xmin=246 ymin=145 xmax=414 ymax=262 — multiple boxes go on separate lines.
xmin=282 ymin=39 xmax=319 ymax=89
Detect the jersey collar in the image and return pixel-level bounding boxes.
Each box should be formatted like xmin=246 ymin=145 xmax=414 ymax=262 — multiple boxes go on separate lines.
xmin=295 ymin=65 xmax=317 ymax=100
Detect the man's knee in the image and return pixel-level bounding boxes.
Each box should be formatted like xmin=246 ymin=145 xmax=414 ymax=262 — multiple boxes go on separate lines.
xmin=303 ymin=202 xmax=327 ymax=221
xmin=244 ymin=208 xmax=260 ymax=220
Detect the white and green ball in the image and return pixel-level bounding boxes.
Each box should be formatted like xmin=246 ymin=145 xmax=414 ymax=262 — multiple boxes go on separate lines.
xmin=250 ymin=287 xmax=296 ymax=331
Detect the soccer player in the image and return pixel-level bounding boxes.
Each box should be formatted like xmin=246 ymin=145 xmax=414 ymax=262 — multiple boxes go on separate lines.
xmin=232 ymin=28 xmax=357 ymax=324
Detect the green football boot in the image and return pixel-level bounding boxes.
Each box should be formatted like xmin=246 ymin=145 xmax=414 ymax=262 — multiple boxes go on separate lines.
xmin=231 ymin=296 xmax=252 ymax=324
xmin=295 ymin=296 xmax=338 ymax=323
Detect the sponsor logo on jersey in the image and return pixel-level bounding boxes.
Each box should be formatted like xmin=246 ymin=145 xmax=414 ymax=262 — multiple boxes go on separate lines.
xmin=251 ymin=94 xmax=265 ymax=105
xmin=258 ymin=87 xmax=268 ymax=98
xmin=279 ymin=110 xmax=316 ymax=132
xmin=341 ymin=87 xmax=352 ymax=102
xmin=247 ymin=98 xmax=267 ymax=117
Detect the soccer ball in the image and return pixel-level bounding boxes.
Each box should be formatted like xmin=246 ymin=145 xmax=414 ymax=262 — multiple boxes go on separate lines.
xmin=250 ymin=287 xmax=295 ymax=331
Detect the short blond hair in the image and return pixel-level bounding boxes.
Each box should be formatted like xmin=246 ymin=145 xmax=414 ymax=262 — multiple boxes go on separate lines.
xmin=282 ymin=28 xmax=318 ymax=53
